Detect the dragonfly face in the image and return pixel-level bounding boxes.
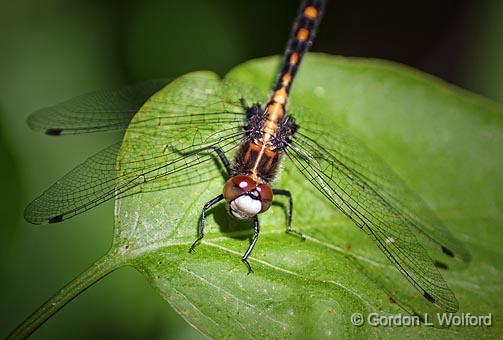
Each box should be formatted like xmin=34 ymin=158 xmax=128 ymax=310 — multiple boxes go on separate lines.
xmin=223 ymin=175 xmax=273 ymax=220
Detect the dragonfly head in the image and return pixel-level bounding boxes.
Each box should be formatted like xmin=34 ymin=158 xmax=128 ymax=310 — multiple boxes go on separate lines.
xmin=223 ymin=175 xmax=272 ymax=220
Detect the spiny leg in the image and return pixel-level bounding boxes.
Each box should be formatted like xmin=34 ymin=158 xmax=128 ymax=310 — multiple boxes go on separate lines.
xmin=211 ymin=146 xmax=232 ymax=175
xmin=180 ymin=145 xmax=233 ymax=176
xmin=189 ymin=194 xmax=224 ymax=253
xmin=273 ymin=188 xmax=305 ymax=240
xmin=242 ymin=216 xmax=260 ymax=274
xmin=185 ymin=144 xmax=231 ymax=252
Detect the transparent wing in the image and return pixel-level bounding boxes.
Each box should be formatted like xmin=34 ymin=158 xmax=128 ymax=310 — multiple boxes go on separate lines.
xmin=25 ymin=76 xmax=250 ymax=224
xmin=24 ymin=134 xmax=240 ymax=224
xmin=296 ymin=119 xmax=470 ymax=262
xmin=286 ymin=123 xmax=460 ymax=312
xmin=27 ymin=79 xmax=173 ymax=135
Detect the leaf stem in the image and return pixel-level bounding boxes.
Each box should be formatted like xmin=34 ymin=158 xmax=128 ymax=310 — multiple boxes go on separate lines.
xmin=7 ymin=252 xmax=123 ymax=339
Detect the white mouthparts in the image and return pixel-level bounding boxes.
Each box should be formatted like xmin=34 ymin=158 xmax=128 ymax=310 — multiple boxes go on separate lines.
xmin=230 ymin=194 xmax=262 ymax=220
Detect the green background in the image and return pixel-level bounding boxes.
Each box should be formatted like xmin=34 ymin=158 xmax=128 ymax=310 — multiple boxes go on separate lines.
xmin=0 ymin=0 xmax=501 ymax=339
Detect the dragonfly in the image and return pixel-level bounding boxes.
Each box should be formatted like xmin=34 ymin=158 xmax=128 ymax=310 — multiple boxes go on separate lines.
xmin=25 ymin=0 xmax=470 ymax=313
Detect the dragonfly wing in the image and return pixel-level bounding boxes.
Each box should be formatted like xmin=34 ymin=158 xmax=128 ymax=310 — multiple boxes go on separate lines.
xmin=295 ymin=119 xmax=470 ymax=262
xmin=25 ymin=142 xmax=123 ymax=224
xmin=27 ymin=79 xmax=173 ymax=135
xmin=286 ymin=127 xmax=459 ymax=312
xmin=24 ymin=132 xmax=241 ymax=224
xmin=25 ymin=75 xmax=250 ymax=224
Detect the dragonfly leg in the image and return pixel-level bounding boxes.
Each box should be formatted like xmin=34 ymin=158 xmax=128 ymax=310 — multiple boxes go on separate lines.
xmin=189 ymin=194 xmax=224 ymax=253
xmin=210 ymin=146 xmax=232 ymax=176
xmin=273 ymin=189 xmax=305 ymax=240
xmin=242 ymin=216 xmax=260 ymax=274
xmin=181 ymin=145 xmax=232 ymax=176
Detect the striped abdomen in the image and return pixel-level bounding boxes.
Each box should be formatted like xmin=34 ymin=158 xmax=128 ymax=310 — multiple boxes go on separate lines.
xmin=261 ymin=0 xmax=326 ymax=144
xmin=234 ymin=0 xmax=325 ymax=183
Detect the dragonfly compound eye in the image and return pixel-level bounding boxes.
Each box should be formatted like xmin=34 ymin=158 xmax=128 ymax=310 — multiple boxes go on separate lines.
xmin=256 ymin=183 xmax=273 ymax=212
xmin=223 ymin=175 xmax=257 ymax=202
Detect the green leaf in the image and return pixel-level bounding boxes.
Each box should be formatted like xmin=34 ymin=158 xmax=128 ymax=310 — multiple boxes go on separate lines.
xmin=11 ymin=54 xmax=503 ymax=338
xmin=116 ymin=54 xmax=502 ymax=338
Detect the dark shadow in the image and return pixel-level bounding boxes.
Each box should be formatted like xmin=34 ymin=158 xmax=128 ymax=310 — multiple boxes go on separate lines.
xmin=207 ymin=191 xmax=290 ymax=239
xmin=210 ymin=203 xmax=252 ymax=240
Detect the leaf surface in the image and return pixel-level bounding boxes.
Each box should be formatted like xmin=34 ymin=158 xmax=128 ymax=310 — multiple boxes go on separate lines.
xmin=113 ymin=54 xmax=503 ymax=338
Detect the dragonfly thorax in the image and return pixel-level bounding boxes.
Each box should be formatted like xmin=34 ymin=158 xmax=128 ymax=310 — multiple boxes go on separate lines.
xmin=223 ymin=175 xmax=273 ymax=220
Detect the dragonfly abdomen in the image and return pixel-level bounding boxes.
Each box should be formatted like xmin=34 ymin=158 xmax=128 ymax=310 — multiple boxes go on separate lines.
xmin=272 ymin=0 xmax=326 ymax=96
xmin=244 ymin=0 xmax=324 ymax=178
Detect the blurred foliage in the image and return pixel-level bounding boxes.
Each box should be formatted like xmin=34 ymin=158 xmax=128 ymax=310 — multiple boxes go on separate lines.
xmin=0 ymin=0 xmax=501 ymax=339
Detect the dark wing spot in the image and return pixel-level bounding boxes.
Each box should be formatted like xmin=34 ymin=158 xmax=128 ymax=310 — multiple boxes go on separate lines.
xmin=45 ymin=128 xmax=63 ymax=136
xmin=434 ymin=261 xmax=449 ymax=270
xmin=423 ymin=291 xmax=436 ymax=304
xmin=389 ymin=296 xmax=396 ymax=304
xmin=442 ymin=246 xmax=455 ymax=257
xmin=48 ymin=214 xmax=63 ymax=223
